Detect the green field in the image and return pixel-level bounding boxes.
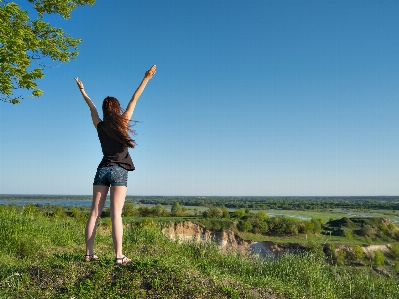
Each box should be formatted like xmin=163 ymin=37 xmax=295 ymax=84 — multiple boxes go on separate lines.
xmin=255 ymin=209 xmax=399 ymax=224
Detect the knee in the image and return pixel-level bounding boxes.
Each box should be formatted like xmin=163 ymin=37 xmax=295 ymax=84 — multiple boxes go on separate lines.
xmin=89 ymin=210 xmax=100 ymax=220
xmin=110 ymin=210 xmax=122 ymax=220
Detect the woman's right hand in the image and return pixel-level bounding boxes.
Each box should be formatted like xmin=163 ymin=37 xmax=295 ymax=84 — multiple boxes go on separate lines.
xmin=144 ymin=65 xmax=156 ymax=80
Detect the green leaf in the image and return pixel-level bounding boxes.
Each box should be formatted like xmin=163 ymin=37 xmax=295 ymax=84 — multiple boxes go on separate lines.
xmin=32 ymin=89 xmax=43 ymax=97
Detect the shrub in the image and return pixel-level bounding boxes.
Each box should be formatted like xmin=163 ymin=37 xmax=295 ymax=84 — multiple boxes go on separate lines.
xmin=237 ymin=220 xmax=252 ymax=232
xmin=250 ymin=218 xmax=268 ymax=234
xmin=138 ymin=205 xmax=152 ymax=217
xmin=207 ymin=206 xmax=223 ymax=219
xmin=350 ymin=245 xmax=365 ymax=262
xmin=311 ymin=218 xmax=322 ymax=233
xmin=335 ymin=249 xmax=347 ymax=265
xmin=101 ymin=207 xmax=110 ymax=217
xmin=300 ymin=221 xmax=314 ymax=234
xmin=53 ymin=205 xmax=65 ymax=218
xmin=140 ymin=217 xmax=156 ymax=228
xmin=266 ymin=216 xmax=299 ymax=236
xmin=221 ymin=206 xmax=230 ymax=218
xmin=152 ymin=204 xmax=167 ymax=217
xmin=22 ymin=204 xmax=37 ymax=216
xmin=378 ymin=224 xmax=388 ymax=234
xmin=123 ymin=202 xmax=139 ymax=217
xmin=171 ymin=202 xmax=182 ymax=216
xmin=70 ymin=207 xmax=81 ymax=219
xmin=257 ymin=211 xmax=267 ymax=220
xmin=374 ymin=250 xmax=385 ymax=266
xmin=327 ymin=217 xmax=354 ymax=228
xmin=358 ymin=225 xmax=373 ymax=238
xmin=389 ymin=242 xmax=399 ymax=260
xmin=196 ymin=219 xmax=233 ymax=231
xmin=343 ymin=230 xmax=353 ymax=240
xmin=234 ymin=208 xmax=245 ymax=218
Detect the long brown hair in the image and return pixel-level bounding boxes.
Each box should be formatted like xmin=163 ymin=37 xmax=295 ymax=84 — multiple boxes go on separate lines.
xmin=102 ymin=96 xmax=136 ymax=148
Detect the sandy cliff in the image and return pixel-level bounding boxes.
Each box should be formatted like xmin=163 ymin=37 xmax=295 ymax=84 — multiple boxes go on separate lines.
xmin=162 ymin=221 xmax=305 ymax=258
xmin=162 ymin=221 xmax=392 ymax=258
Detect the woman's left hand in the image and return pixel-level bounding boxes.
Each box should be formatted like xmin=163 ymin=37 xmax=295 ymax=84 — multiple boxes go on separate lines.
xmin=74 ymin=77 xmax=84 ymax=90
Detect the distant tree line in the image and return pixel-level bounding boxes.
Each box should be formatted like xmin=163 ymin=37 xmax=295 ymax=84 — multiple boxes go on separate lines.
xmin=2 ymin=195 xmax=399 ymax=211
xmin=132 ymin=196 xmax=399 ymax=211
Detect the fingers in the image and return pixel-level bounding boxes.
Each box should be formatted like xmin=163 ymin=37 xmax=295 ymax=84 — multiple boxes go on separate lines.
xmin=146 ymin=65 xmax=156 ymax=77
xmin=74 ymin=77 xmax=84 ymax=90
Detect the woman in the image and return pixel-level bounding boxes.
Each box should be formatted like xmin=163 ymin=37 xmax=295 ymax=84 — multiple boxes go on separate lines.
xmin=75 ymin=65 xmax=156 ymax=264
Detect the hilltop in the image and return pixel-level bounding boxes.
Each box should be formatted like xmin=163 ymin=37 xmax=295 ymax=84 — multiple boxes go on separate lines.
xmin=1 ymin=205 xmax=398 ymax=298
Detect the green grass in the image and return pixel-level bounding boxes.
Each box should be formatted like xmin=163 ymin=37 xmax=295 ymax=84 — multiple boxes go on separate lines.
xmin=1 ymin=205 xmax=399 ymax=298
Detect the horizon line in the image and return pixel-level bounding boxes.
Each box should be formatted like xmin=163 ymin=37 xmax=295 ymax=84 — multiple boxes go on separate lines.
xmin=1 ymin=194 xmax=398 ymax=198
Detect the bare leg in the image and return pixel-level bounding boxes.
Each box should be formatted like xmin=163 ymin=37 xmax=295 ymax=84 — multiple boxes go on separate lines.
xmin=109 ymin=186 xmax=131 ymax=262
xmin=85 ymin=185 xmax=109 ymax=260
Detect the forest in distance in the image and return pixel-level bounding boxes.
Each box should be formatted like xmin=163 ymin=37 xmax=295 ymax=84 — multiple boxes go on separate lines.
xmin=1 ymin=194 xmax=398 ymax=211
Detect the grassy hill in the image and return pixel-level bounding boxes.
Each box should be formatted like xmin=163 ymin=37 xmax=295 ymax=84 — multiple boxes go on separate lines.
xmin=1 ymin=205 xmax=398 ymax=298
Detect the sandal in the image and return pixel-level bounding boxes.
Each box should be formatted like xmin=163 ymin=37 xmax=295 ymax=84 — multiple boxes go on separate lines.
xmin=116 ymin=256 xmax=131 ymax=265
xmin=85 ymin=254 xmax=100 ymax=262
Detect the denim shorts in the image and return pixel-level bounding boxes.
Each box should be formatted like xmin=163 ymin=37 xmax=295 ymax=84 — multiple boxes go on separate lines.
xmin=93 ymin=166 xmax=128 ymax=187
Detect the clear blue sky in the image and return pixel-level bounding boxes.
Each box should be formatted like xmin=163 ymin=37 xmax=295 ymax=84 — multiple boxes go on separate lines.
xmin=1 ymin=0 xmax=399 ymax=196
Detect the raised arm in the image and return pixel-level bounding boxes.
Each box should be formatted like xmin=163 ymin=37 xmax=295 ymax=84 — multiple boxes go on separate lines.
xmin=74 ymin=77 xmax=102 ymax=128
xmin=123 ymin=65 xmax=156 ymax=121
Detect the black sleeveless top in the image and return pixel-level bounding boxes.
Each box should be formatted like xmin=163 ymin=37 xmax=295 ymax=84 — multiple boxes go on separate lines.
xmin=96 ymin=121 xmax=135 ymax=171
